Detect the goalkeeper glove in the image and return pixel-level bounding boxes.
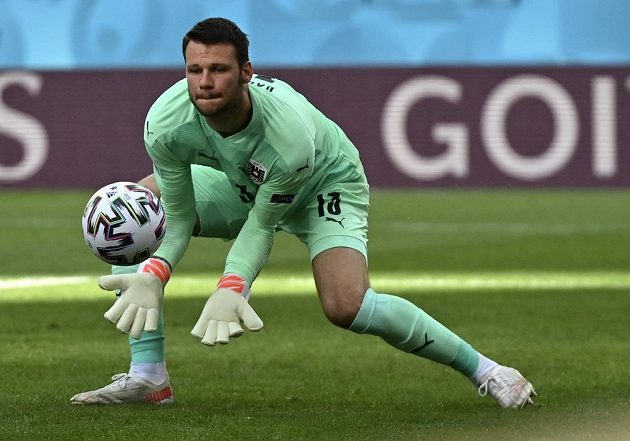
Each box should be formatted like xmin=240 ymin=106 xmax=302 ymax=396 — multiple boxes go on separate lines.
xmin=191 ymin=274 xmax=263 ymax=346
xmin=98 ymin=258 xmax=171 ymax=339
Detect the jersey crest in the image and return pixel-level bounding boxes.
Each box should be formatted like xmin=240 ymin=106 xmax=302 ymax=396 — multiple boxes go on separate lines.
xmin=246 ymin=160 xmax=267 ymax=184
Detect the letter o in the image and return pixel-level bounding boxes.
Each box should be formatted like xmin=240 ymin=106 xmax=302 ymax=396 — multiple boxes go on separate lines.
xmin=481 ymin=75 xmax=578 ymax=181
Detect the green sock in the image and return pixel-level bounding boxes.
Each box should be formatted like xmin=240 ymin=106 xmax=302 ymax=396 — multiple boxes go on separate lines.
xmin=112 ymin=265 xmax=165 ymax=363
xmin=349 ymin=288 xmax=479 ymax=377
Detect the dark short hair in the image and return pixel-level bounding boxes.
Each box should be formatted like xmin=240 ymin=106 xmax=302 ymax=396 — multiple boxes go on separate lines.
xmin=182 ymin=17 xmax=249 ymax=65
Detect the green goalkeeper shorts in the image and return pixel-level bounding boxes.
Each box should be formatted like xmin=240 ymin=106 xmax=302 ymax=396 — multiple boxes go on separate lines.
xmin=191 ymin=165 xmax=368 ymax=261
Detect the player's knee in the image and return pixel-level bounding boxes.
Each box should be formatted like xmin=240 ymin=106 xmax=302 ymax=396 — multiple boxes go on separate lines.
xmin=319 ymin=287 xmax=365 ymax=329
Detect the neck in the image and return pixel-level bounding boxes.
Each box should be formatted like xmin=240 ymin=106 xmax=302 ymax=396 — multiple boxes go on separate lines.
xmin=205 ymin=88 xmax=252 ymax=138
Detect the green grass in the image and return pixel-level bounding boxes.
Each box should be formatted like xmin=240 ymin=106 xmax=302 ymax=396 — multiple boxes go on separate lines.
xmin=2 ymin=189 xmax=630 ymax=275
xmin=1 ymin=189 xmax=630 ymax=440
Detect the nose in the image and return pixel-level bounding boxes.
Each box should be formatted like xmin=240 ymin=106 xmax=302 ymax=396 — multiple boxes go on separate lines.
xmin=199 ymin=69 xmax=213 ymax=89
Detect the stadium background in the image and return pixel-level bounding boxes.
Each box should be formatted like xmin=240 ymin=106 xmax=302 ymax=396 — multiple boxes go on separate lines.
xmin=2 ymin=0 xmax=630 ymax=188
xmin=2 ymin=2 xmax=630 ymax=440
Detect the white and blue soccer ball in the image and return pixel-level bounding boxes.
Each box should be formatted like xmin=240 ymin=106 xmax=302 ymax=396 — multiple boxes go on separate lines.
xmin=81 ymin=181 xmax=166 ymax=265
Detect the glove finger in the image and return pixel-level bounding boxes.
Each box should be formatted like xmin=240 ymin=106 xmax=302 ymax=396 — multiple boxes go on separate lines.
xmin=191 ymin=315 xmax=208 ymax=338
xmin=145 ymin=308 xmax=159 ymax=332
xmin=104 ymin=300 xmax=126 ymax=324
xmin=216 ymin=321 xmax=230 ymax=344
xmin=201 ymin=320 xmax=218 ymax=346
xmin=241 ymin=304 xmax=264 ymax=331
xmin=228 ymin=321 xmax=244 ymax=338
xmin=130 ymin=307 xmax=147 ymax=339
xmin=98 ymin=274 xmax=129 ymax=291
xmin=117 ymin=304 xmax=139 ymax=334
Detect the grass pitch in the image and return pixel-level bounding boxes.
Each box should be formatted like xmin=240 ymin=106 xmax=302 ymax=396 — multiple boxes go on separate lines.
xmin=1 ymin=189 xmax=630 ymax=440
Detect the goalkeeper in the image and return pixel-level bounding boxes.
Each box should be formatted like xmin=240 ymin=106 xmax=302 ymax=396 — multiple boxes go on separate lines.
xmin=71 ymin=17 xmax=536 ymax=408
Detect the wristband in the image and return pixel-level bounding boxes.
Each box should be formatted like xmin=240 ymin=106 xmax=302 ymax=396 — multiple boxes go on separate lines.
xmin=217 ymin=274 xmax=248 ymax=294
xmin=139 ymin=257 xmax=171 ymax=284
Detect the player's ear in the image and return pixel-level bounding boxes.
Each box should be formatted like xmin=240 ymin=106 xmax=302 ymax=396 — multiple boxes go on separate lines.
xmin=241 ymin=61 xmax=253 ymax=84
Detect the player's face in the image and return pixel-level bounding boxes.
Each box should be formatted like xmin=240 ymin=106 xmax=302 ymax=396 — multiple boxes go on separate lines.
xmin=185 ymin=41 xmax=252 ymax=120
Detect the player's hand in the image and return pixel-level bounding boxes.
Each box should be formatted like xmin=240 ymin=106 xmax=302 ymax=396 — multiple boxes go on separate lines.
xmin=191 ymin=275 xmax=263 ymax=346
xmin=98 ymin=258 xmax=171 ymax=339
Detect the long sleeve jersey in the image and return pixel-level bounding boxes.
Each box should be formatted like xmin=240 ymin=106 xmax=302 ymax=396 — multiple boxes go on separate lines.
xmin=145 ymin=74 xmax=364 ymax=284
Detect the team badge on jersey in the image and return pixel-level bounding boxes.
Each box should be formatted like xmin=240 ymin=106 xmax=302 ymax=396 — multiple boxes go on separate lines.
xmin=246 ymin=160 xmax=267 ymax=184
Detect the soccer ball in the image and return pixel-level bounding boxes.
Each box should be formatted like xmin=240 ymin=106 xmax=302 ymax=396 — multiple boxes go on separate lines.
xmin=82 ymin=182 xmax=166 ymax=265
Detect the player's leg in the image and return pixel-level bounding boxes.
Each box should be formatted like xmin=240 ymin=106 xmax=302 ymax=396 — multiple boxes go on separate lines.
xmin=118 ymin=174 xmax=172 ymax=391
xmin=290 ymin=180 xmax=535 ymax=408
xmin=313 ymin=246 xmax=480 ymax=366
xmin=303 ymin=184 xmax=485 ymax=375
xmin=71 ymin=174 xmax=174 ymax=404
xmin=311 ymin=247 xmax=534 ymax=407
xmin=71 ymin=166 xmax=247 ymax=404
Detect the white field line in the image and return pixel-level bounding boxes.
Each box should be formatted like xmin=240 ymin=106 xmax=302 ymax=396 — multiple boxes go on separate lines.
xmin=2 ymin=273 xmax=630 ymax=293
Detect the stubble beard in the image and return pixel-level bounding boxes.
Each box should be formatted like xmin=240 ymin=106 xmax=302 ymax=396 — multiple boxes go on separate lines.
xmin=189 ymin=92 xmax=224 ymax=119
xmin=189 ymin=85 xmax=246 ymax=122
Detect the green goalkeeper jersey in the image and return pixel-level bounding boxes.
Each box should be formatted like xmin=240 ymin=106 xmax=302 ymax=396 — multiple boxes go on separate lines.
xmin=145 ymin=74 xmax=364 ymax=284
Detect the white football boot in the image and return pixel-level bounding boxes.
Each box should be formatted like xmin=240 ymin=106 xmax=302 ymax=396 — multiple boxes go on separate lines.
xmin=478 ymin=365 xmax=536 ymax=408
xmin=70 ymin=372 xmax=173 ymax=405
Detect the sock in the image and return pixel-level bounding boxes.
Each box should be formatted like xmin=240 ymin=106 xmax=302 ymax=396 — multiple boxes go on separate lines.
xmin=349 ymin=288 xmax=480 ymax=378
xmin=112 ymin=264 xmax=166 ymax=368
xmin=130 ymin=361 xmax=168 ymax=385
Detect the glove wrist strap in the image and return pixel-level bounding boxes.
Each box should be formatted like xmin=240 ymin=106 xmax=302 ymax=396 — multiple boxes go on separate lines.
xmin=140 ymin=257 xmax=171 ymax=284
xmin=217 ymin=274 xmax=248 ymax=295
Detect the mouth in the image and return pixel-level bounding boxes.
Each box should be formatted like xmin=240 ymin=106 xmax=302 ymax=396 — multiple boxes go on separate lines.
xmin=197 ymin=94 xmax=221 ymax=100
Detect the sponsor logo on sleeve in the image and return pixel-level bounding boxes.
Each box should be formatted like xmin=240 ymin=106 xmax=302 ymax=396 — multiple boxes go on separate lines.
xmin=270 ymin=194 xmax=295 ymax=204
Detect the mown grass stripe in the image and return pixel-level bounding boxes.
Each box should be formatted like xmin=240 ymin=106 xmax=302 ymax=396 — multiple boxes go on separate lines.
xmin=1 ymin=272 xmax=629 ymax=301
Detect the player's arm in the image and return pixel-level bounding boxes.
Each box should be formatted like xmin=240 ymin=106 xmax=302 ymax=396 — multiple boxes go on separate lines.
xmin=225 ymin=165 xmax=309 ymax=282
xmin=98 ymin=135 xmax=197 ymax=338
xmin=148 ymin=139 xmax=197 ymax=269
xmin=191 ymin=148 xmax=314 ymax=346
